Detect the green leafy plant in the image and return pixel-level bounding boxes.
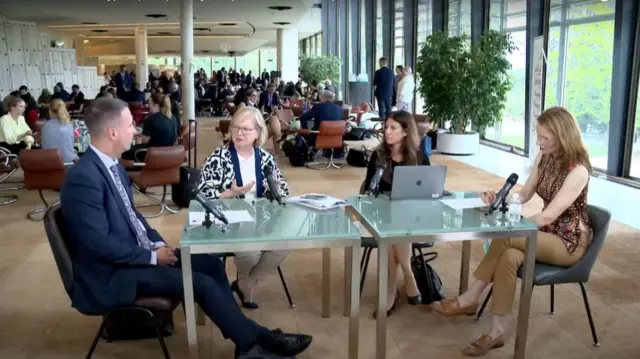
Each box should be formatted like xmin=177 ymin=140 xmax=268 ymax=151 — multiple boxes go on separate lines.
xmin=299 ymin=55 xmax=341 ymax=85
xmin=416 ymin=30 xmax=515 ymax=135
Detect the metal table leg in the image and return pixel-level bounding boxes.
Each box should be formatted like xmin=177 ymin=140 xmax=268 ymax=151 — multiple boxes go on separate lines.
xmin=376 ymin=241 xmax=388 ymax=359
xmin=181 ymin=246 xmax=199 ymax=358
xmin=514 ymin=231 xmax=538 ymax=359
xmin=348 ymin=242 xmax=361 ymax=359
xmin=322 ymin=248 xmax=331 ymax=318
xmin=459 ymin=240 xmax=471 ymax=295
xmin=344 ymin=246 xmax=353 ymax=317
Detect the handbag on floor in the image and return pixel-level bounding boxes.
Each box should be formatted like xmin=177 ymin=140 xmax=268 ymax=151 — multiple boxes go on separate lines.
xmin=410 ymin=248 xmax=445 ymax=305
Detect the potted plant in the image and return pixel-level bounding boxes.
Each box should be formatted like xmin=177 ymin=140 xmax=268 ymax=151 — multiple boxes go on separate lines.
xmin=298 ymin=55 xmax=341 ymax=87
xmin=415 ymin=31 xmax=515 ymax=155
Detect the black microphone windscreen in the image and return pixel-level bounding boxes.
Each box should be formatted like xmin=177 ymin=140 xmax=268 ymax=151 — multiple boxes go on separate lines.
xmin=507 ymin=173 xmax=519 ymax=184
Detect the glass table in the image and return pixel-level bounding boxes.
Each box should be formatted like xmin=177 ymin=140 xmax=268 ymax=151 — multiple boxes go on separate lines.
xmin=346 ymin=192 xmax=539 ymax=359
xmin=180 ymin=198 xmax=362 ymax=359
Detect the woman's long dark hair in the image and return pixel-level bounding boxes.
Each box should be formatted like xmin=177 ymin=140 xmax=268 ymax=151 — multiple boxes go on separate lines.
xmin=376 ymin=111 xmax=422 ymax=180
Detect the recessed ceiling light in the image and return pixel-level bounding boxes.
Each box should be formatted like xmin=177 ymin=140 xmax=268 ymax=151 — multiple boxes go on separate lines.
xmin=201 ymin=50 xmax=210 ymax=53
xmin=273 ymin=22 xmax=291 ymax=26
xmin=156 ymin=31 xmax=173 ymax=35
xmin=219 ymin=22 xmax=236 ymax=26
xmin=91 ymin=29 xmax=108 ymax=33
xmin=268 ymin=6 xmax=293 ymax=11
xmin=194 ymin=27 xmax=209 ymax=31
xmin=81 ymin=22 xmax=98 ymax=25
xmin=145 ymin=14 xmax=167 ymax=19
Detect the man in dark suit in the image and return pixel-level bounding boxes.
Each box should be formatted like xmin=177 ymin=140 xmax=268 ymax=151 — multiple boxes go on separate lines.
xmin=373 ymin=57 xmax=395 ymax=120
xmin=114 ymin=65 xmax=132 ymax=99
xmin=258 ymin=83 xmax=281 ymax=114
xmin=60 ymin=98 xmax=312 ymax=359
xmin=299 ymin=90 xmax=343 ymax=147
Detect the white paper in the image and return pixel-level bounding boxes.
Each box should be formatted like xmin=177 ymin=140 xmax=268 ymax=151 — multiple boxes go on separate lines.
xmin=188 ymin=210 xmax=254 ymax=225
xmin=440 ymin=198 xmax=486 ymax=210
xmin=287 ymin=193 xmax=348 ymax=210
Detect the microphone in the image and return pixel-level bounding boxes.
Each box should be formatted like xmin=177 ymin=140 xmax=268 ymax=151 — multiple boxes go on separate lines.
xmin=367 ymin=161 xmax=388 ymax=197
xmin=487 ymin=173 xmax=519 ymax=215
xmin=190 ymin=188 xmax=229 ymax=225
xmin=263 ymin=165 xmax=284 ymax=205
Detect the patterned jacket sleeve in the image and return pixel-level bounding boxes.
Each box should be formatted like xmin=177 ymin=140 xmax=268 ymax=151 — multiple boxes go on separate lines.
xmin=262 ymin=151 xmax=290 ymax=199
xmin=199 ymin=147 xmax=227 ymax=199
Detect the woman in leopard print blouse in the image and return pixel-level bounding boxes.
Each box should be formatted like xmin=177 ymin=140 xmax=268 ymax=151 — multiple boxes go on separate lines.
xmin=199 ymin=106 xmax=290 ymax=309
xmin=433 ymin=107 xmax=593 ymax=356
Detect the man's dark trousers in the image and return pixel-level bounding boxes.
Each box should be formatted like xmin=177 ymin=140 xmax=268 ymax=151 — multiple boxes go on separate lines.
xmin=127 ymin=253 xmax=268 ymax=349
xmin=376 ymin=95 xmax=392 ymax=120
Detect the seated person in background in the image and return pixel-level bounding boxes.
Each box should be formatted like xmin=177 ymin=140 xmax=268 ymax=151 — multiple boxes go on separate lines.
xmin=19 ymin=85 xmax=38 ymax=114
xmin=121 ymin=93 xmax=178 ymax=162
xmin=41 ymin=99 xmax=78 ymax=163
xmin=299 ymin=90 xmax=343 ymax=148
xmin=246 ymin=89 xmax=283 ymax=156
xmin=199 ymin=106 xmax=290 ymax=309
xmin=61 ymin=98 xmax=312 ymax=359
xmin=38 ymin=89 xmax=52 ymax=106
xmin=128 ymin=82 xmax=145 ymax=104
xmin=432 ymin=107 xmax=592 ymax=357
xmin=52 ymin=83 xmax=71 ymax=101
xmin=69 ymin=85 xmax=86 ymax=111
xmin=95 ymin=86 xmax=109 ymax=99
xmin=362 ymin=111 xmax=431 ymax=317
xmin=234 ymin=83 xmax=248 ymax=106
xmin=0 ymin=96 xmax=35 ymax=153
xmin=106 ymin=87 xmax=117 ymax=99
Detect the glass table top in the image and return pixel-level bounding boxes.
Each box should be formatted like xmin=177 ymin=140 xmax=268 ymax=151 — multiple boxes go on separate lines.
xmin=346 ymin=192 xmax=538 ymax=238
xmin=180 ymin=198 xmax=361 ymax=246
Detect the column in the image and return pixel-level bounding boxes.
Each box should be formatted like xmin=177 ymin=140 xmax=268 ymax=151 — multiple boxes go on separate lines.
xmin=382 ymin=0 xmax=393 ymax=59
xmin=134 ymin=26 xmax=148 ymax=88
xmin=322 ymin=0 xmax=339 ymax=56
xmin=74 ymin=36 xmax=85 ymax=66
xmin=98 ymin=64 xmax=106 ymax=75
xmin=432 ymin=0 xmax=447 ymax=33
xmin=276 ymin=28 xmax=299 ymax=83
xmin=181 ymin=0 xmax=195 ymax=125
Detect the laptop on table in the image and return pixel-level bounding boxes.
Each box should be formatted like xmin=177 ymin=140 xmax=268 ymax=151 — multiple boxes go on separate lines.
xmin=390 ymin=165 xmax=448 ymax=200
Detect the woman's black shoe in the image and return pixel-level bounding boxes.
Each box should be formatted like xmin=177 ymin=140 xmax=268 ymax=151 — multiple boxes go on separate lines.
xmin=373 ymin=291 xmax=399 ymax=319
xmin=407 ymin=294 xmax=422 ymax=305
xmin=231 ymin=280 xmax=259 ymax=309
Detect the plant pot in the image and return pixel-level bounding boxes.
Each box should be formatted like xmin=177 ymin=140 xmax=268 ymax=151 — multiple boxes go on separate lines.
xmin=437 ymin=131 xmax=480 ymax=155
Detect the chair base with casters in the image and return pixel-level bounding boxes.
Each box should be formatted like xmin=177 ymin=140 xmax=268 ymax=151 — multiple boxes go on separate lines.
xmin=132 ymin=185 xmax=181 ymax=218
xmin=359 ymin=237 xmax=437 ymax=297
xmin=475 ymin=280 xmax=600 ymax=347
xmin=221 ymin=253 xmax=295 ymax=308
xmin=305 ymin=148 xmax=345 ymax=170
xmin=27 ymin=190 xmax=60 ymax=221
xmin=0 ymin=154 xmax=23 ymax=205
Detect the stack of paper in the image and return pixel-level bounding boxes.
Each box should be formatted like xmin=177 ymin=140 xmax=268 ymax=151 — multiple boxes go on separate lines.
xmin=287 ymin=194 xmax=348 ymax=210
xmin=440 ymin=198 xmax=486 ymax=210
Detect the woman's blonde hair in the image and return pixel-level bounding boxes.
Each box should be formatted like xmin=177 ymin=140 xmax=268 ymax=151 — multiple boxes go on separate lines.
xmin=537 ymin=107 xmax=592 ymax=173
xmin=50 ymin=99 xmax=71 ymax=124
xmin=230 ymin=106 xmax=268 ymax=147
xmin=149 ymin=93 xmax=173 ymax=119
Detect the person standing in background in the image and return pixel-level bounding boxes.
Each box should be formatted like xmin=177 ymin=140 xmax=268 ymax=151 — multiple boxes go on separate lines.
xmin=373 ymin=57 xmax=395 ymax=120
xmin=396 ymin=67 xmax=415 ymax=113
xmin=393 ymin=65 xmax=404 ymax=107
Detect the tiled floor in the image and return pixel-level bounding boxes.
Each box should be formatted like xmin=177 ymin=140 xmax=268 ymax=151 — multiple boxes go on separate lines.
xmin=0 ymin=117 xmax=638 ymax=359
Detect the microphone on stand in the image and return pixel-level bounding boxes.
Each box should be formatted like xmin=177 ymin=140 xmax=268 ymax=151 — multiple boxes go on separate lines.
xmin=487 ymin=173 xmax=519 ymax=215
xmin=190 ymin=188 xmax=229 ymax=225
xmin=367 ymin=161 xmax=388 ymax=197
xmin=263 ymin=165 xmax=284 ymax=205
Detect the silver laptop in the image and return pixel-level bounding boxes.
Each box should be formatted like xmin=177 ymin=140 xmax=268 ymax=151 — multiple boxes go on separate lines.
xmin=390 ymin=165 xmax=447 ymax=200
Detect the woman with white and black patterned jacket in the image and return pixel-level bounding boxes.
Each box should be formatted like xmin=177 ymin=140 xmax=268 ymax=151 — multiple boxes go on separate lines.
xmin=199 ymin=106 xmax=290 ymax=309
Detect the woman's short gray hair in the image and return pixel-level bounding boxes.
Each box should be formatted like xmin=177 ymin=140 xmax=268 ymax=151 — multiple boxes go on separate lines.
xmin=230 ymin=106 xmax=268 ymax=147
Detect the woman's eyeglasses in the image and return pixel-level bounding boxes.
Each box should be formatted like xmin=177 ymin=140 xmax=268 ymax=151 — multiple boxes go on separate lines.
xmin=231 ymin=126 xmax=256 ymax=134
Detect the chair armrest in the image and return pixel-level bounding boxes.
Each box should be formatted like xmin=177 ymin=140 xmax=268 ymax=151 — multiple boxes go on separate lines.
xmin=133 ymin=162 xmax=146 ymax=167
xmin=134 ymin=148 xmax=148 ymax=163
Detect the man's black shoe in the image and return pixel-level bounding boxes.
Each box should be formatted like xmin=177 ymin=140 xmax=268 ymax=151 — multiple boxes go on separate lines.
xmin=235 ymin=343 xmax=292 ymax=359
xmin=260 ymin=329 xmax=312 ymax=357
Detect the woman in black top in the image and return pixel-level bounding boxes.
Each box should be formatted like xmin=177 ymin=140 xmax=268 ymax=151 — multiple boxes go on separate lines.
xmin=121 ymin=93 xmax=178 ymax=162
xmin=362 ymin=111 xmax=430 ymax=317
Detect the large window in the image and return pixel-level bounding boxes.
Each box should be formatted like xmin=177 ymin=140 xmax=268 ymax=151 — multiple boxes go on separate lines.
xmin=448 ymin=0 xmax=471 ymax=37
xmin=394 ymin=0 xmax=404 ymax=67
xmin=483 ymin=0 xmax=527 ymax=149
xmin=545 ymin=0 xmax=616 ymax=170
xmin=415 ymin=0 xmax=432 ymax=114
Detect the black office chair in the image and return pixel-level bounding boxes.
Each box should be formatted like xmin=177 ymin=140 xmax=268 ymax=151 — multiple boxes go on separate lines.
xmin=475 ymin=205 xmax=611 ymax=347
xmin=357 ymin=180 xmax=437 ymax=296
xmin=219 ymin=252 xmax=295 ymax=308
xmin=43 ymin=204 xmax=179 ymax=359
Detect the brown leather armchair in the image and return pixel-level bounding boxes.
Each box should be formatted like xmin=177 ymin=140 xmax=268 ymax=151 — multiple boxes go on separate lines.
xmin=20 ymin=149 xmax=69 ymax=220
xmin=306 ymin=120 xmax=346 ymax=170
xmin=179 ymin=121 xmax=198 ymax=163
xmin=128 ymin=146 xmax=185 ymax=218
xmin=215 ymin=119 xmax=231 ymax=145
xmin=0 ymin=146 xmax=21 ymax=205
xmin=291 ymin=106 xmax=303 ymax=117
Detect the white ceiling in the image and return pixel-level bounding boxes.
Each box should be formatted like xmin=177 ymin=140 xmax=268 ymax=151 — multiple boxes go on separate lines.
xmin=0 ymin=0 xmax=322 ymax=56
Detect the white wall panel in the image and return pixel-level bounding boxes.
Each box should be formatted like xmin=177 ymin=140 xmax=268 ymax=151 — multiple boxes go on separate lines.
xmin=5 ymin=22 xmax=26 ymax=90
xmin=23 ymin=24 xmax=42 ymax=94
xmin=0 ymin=22 xmax=12 ymax=97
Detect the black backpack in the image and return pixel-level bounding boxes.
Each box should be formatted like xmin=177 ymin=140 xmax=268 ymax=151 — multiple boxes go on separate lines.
xmin=411 ymin=246 xmax=445 ymax=304
xmin=171 ymin=119 xmax=200 ymax=208
xmin=283 ymin=135 xmax=313 ymax=167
